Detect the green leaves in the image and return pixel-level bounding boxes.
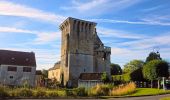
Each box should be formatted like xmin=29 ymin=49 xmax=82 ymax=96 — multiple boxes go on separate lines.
xmin=143 ymin=60 xmax=169 ymax=81
xmin=123 ymin=60 xmax=144 ymax=73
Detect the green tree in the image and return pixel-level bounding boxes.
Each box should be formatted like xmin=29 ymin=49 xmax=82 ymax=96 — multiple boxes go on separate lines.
xmin=123 ymin=60 xmax=144 ymax=73
xmin=146 ymin=51 xmax=162 ymax=63
xmin=101 ymin=72 xmax=110 ymax=83
xmin=42 ymin=69 xmax=48 ymax=78
xmin=143 ymin=60 xmax=169 ymax=88
xmin=110 ymin=63 xmax=122 ymax=75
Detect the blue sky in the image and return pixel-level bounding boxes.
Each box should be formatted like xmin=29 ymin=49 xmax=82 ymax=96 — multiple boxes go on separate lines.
xmin=0 ymin=0 xmax=170 ymax=70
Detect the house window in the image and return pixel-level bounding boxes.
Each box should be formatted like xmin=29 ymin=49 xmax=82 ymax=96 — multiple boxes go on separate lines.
xmin=23 ymin=67 xmax=32 ymax=72
xmin=8 ymin=66 xmax=17 ymax=72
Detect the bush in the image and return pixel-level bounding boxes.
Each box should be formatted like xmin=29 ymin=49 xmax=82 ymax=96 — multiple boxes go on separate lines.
xmin=47 ymin=91 xmax=58 ymax=98
xmin=57 ymin=90 xmax=66 ymax=97
xmin=35 ymin=89 xmax=46 ymax=97
xmin=17 ymin=88 xmax=33 ymax=97
xmin=75 ymin=87 xmax=87 ymax=96
xmin=0 ymin=86 xmax=9 ymax=97
xmin=111 ymin=82 xmax=136 ymax=96
xmin=88 ymin=84 xmax=111 ymax=96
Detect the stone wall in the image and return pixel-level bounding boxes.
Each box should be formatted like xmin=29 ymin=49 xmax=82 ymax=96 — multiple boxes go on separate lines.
xmin=59 ymin=17 xmax=111 ymax=87
xmin=0 ymin=65 xmax=36 ymax=87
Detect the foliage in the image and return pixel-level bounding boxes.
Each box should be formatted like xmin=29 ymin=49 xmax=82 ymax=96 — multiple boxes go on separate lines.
xmin=35 ymin=88 xmax=46 ymax=97
xmin=17 ymin=88 xmax=33 ymax=97
xmin=57 ymin=90 xmax=67 ymax=97
xmin=112 ymin=68 xmax=145 ymax=82
xmin=75 ymin=87 xmax=87 ymax=96
xmin=23 ymin=80 xmax=30 ymax=88
xmin=42 ymin=69 xmax=48 ymax=78
xmin=130 ymin=67 xmax=145 ymax=81
xmin=123 ymin=60 xmax=144 ymax=73
xmin=143 ymin=60 xmax=169 ymax=81
xmin=46 ymin=91 xmax=58 ymax=98
xmin=111 ymin=82 xmax=136 ymax=96
xmin=88 ymin=84 xmax=111 ymax=96
xmin=0 ymin=86 xmax=9 ymax=97
xmin=110 ymin=63 xmax=122 ymax=75
xmin=65 ymin=87 xmax=87 ymax=96
xmin=146 ymin=51 xmax=162 ymax=63
xmin=48 ymin=79 xmax=60 ymax=88
xmin=101 ymin=72 xmax=110 ymax=83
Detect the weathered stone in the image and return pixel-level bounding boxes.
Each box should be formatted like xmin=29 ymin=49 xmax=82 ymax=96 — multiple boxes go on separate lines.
xmin=49 ymin=17 xmax=111 ymax=87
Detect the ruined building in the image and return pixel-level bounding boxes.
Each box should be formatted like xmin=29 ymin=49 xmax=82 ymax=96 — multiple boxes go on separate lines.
xmin=49 ymin=17 xmax=111 ymax=87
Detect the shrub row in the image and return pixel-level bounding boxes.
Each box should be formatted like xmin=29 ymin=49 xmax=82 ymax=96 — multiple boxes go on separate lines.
xmin=0 ymin=83 xmax=136 ymax=98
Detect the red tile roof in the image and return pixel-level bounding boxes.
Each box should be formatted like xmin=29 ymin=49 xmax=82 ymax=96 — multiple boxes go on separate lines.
xmin=0 ymin=50 xmax=36 ymax=67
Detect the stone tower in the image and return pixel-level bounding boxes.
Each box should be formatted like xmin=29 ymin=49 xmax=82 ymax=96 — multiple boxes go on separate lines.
xmin=59 ymin=17 xmax=97 ymax=87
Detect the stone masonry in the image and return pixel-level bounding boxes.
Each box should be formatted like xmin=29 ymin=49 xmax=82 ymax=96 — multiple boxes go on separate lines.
xmin=59 ymin=17 xmax=111 ymax=87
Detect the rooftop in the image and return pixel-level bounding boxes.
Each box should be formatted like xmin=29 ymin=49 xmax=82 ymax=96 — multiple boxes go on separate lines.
xmin=0 ymin=49 xmax=36 ymax=67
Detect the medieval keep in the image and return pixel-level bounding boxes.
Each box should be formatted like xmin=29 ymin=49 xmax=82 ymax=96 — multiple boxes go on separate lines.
xmin=49 ymin=17 xmax=111 ymax=87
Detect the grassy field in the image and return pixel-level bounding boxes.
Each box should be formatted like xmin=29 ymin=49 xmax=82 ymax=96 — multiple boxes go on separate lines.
xmin=130 ymin=88 xmax=170 ymax=96
xmin=160 ymin=97 xmax=170 ymax=100
xmin=100 ymin=88 xmax=170 ymax=99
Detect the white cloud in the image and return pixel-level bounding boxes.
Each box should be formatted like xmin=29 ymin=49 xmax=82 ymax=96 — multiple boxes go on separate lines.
xmin=61 ymin=0 xmax=141 ymax=15
xmin=141 ymin=5 xmax=163 ymax=12
xmin=0 ymin=0 xmax=66 ymax=24
xmin=97 ymin=27 xmax=145 ymax=39
xmin=0 ymin=27 xmax=33 ymax=33
xmin=119 ymin=33 xmax=170 ymax=50
xmin=0 ymin=26 xmax=61 ymax=44
xmin=34 ymin=32 xmax=61 ymax=44
xmin=90 ymin=14 xmax=170 ymax=26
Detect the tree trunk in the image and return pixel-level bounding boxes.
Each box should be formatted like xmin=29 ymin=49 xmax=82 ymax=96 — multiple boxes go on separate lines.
xmin=151 ymin=80 xmax=153 ymax=88
xmin=158 ymin=80 xmax=160 ymax=89
xmin=163 ymin=77 xmax=165 ymax=90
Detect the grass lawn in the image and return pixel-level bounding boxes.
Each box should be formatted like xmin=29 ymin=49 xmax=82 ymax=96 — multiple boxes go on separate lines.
xmin=160 ymin=97 xmax=170 ymax=100
xmin=130 ymin=88 xmax=170 ymax=96
xmin=100 ymin=88 xmax=170 ymax=99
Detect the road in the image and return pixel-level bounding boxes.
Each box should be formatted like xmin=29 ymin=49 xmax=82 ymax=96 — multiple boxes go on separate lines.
xmin=111 ymin=94 xmax=170 ymax=100
xmin=7 ymin=94 xmax=170 ymax=100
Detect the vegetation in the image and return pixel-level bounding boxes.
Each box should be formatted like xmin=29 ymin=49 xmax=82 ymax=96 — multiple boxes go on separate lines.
xmin=42 ymin=69 xmax=48 ymax=79
xmin=143 ymin=60 xmax=169 ymax=88
xmin=123 ymin=60 xmax=144 ymax=73
xmin=110 ymin=63 xmax=122 ymax=75
xmin=146 ymin=51 xmax=162 ymax=63
xmin=101 ymin=72 xmax=110 ymax=83
xmin=111 ymin=82 xmax=136 ymax=96
xmin=160 ymin=97 xmax=170 ymax=100
xmin=131 ymin=88 xmax=170 ymax=96
xmin=88 ymin=84 xmax=111 ymax=96
xmin=112 ymin=68 xmax=145 ymax=82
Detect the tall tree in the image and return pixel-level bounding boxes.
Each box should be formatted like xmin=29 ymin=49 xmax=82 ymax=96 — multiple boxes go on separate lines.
xmin=110 ymin=63 xmax=122 ymax=75
xmin=123 ymin=60 xmax=144 ymax=73
xmin=146 ymin=51 xmax=162 ymax=63
xmin=42 ymin=69 xmax=48 ymax=78
xmin=143 ymin=60 xmax=169 ymax=88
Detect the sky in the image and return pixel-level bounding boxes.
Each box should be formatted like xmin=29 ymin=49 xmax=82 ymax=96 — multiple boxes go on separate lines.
xmin=0 ymin=0 xmax=170 ymax=70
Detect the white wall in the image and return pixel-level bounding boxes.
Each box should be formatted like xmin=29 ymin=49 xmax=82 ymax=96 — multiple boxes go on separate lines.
xmin=0 ymin=64 xmax=36 ymax=87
